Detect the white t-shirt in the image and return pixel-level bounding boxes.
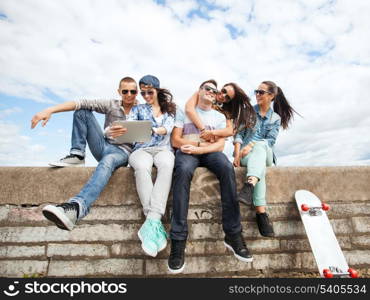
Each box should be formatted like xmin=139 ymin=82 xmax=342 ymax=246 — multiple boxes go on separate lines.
xmin=175 ymin=107 xmax=226 ymax=142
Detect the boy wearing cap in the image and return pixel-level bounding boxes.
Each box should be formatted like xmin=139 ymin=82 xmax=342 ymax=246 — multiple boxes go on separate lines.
xmin=167 ymin=79 xmax=253 ymax=274
xmin=31 ymin=77 xmax=138 ymax=230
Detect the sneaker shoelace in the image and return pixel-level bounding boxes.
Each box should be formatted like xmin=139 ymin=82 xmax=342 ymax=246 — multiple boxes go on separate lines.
xmin=61 ymin=154 xmax=78 ymax=160
xmin=232 ymin=235 xmax=247 ymax=251
xmin=141 ymin=220 xmax=164 ymax=240
xmin=149 ymin=220 xmax=168 ymax=240
xmin=57 ymin=203 xmax=78 ymax=218
xmin=259 ymin=213 xmax=271 ymax=227
xmin=61 ymin=154 xmax=83 ymax=160
xmin=57 ymin=203 xmax=74 ymax=210
xmin=141 ymin=220 xmax=154 ymax=239
xmin=170 ymin=241 xmax=185 ymax=259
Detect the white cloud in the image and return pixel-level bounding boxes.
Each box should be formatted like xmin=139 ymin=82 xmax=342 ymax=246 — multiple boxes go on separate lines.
xmin=0 ymin=0 xmax=369 ymax=166
xmin=0 ymin=121 xmax=48 ymax=166
xmin=166 ymin=0 xmax=198 ymax=20
xmin=0 ymin=106 xmax=22 ymax=118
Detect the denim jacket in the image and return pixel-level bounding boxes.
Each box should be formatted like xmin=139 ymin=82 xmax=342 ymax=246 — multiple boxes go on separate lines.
xmin=234 ymin=105 xmax=281 ymax=164
xmin=131 ymin=103 xmax=175 ymax=151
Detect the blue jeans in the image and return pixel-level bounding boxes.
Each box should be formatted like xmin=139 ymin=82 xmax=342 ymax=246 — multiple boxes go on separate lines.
xmin=170 ymin=150 xmax=242 ymax=240
xmin=67 ymin=110 xmax=129 ymax=219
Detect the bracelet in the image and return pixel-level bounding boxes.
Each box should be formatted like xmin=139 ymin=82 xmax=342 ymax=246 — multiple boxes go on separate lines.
xmin=200 ymin=128 xmax=205 ymax=132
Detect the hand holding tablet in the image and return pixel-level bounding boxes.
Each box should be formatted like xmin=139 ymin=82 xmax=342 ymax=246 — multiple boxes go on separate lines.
xmin=111 ymin=120 xmax=152 ymax=143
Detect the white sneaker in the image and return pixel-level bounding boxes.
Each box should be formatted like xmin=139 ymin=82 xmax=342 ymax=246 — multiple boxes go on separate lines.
xmin=49 ymin=154 xmax=85 ymax=167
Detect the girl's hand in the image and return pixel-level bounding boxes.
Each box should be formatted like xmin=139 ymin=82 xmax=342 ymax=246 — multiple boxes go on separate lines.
xmin=233 ymin=154 xmax=241 ymax=167
xmin=200 ymin=130 xmax=215 ymax=142
xmin=240 ymin=145 xmax=252 ymax=158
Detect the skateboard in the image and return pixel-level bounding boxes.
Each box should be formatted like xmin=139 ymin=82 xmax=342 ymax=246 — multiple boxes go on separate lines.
xmin=295 ymin=190 xmax=358 ymax=278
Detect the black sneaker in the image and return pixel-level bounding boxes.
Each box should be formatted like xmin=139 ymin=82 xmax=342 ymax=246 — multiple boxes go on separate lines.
xmin=224 ymin=233 xmax=253 ymax=262
xmin=256 ymin=212 xmax=274 ymax=237
xmin=168 ymin=239 xmax=186 ymax=274
xmin=238 ymin=183 xmax=254 ymax=206
xmin=42 ymin=202 xmax=79 ymax=231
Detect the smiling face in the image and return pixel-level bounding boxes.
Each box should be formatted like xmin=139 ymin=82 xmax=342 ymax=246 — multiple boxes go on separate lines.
xmin=217 ymin=85 xmax=235 ymax=103
xmin=118 ymin=81 xmax=138 ymax=105
xmin=140 ymin=84 xmax=158 ymax=105
xmin=199 ymin=82 xmax=217 ymax=104
xmin=255 ymin=83 xmax=275 ymax=107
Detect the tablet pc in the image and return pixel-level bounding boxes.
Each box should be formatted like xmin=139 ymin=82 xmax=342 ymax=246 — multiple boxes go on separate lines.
xmin=111 ymin=120 xmax=152 ymax=143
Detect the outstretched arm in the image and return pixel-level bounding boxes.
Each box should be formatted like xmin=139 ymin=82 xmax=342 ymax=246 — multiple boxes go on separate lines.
xmin=31 ymin=101 xmax=76 ymax=129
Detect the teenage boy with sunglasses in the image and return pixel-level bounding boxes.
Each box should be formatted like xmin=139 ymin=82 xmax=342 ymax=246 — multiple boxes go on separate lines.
xmin=30 ymin=77 xmax=138 ymax=230
xmin=168 ymin=79 xmax=253 ymax=274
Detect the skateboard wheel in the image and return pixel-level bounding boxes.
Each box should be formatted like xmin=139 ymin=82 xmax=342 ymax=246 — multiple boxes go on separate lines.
xmin=348 ymin=268 xmax=359 ymax=278
xmin=322 ymin=203 xmax=330 ymax=211
xmin=301 ymin=204 xmax=310 ymax=211
xmin=323 ymin=269 xmax=333 ymax=278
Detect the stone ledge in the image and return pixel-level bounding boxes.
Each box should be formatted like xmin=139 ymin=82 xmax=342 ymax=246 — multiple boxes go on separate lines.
xmin=1 ymin=166 xmax=370 ymax=205
xmin=0 ymin=166 xmax=369 ymax=278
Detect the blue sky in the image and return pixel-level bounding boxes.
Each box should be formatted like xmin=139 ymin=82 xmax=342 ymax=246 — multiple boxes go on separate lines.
xmin=1 ymin=0 xmax=370 ymax=166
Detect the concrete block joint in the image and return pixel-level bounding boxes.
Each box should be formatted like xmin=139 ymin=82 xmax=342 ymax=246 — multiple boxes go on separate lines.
xmin=0 ymin=166 xmax=369 ymax=277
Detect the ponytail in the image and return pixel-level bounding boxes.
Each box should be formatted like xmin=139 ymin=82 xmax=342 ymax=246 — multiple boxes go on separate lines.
xmin=262 ymin=81 xmax=300 ymax=130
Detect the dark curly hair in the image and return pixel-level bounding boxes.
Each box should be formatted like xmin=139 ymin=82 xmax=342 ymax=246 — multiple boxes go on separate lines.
xmin=221 ymin=82 xmax=256 ymax=130
xmin=156 ymin=88 xmax=176 ymax=117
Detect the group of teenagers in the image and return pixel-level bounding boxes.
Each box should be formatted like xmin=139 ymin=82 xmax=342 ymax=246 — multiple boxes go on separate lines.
xmin=31 ymin=74 xmax=297 ymax=274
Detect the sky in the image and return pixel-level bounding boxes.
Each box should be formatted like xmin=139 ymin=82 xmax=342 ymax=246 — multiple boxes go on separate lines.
xmin=1 ymin=0 xmax=370 ymax=167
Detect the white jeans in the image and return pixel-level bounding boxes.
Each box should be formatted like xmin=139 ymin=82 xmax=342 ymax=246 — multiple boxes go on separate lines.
xmin=129 ymin=147 xmax=175 ymax=219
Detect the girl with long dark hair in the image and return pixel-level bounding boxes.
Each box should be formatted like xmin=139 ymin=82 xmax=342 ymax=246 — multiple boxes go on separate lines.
xmin=234 ymin=80 xmax=298 ymax=237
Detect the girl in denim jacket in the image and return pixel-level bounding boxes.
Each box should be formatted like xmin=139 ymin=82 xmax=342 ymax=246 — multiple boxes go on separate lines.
xmin=234 ymin=81 xmax=298 ymax=237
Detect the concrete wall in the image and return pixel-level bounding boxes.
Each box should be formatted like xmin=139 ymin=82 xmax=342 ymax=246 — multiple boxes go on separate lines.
xmin=0 ymin=166 xmax=369 ymax=277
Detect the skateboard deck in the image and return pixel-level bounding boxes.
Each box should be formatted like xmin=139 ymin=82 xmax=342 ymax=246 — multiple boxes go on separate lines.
xmin=295 ymin=190 xmax=358 ymax=278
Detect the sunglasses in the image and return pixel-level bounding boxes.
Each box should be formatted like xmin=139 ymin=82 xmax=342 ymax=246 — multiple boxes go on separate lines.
xmin=254 ymin=89 xmax=271 ymax=96
xmin=220 ymin=88 xmax=228 ymax=95
xmin=122 ymin=89 xmax=137 ymax=95
xmin=140 ymin=90 xmax=155 ymax=97
xmin=202 ymin=85 xmax=218 ymax=94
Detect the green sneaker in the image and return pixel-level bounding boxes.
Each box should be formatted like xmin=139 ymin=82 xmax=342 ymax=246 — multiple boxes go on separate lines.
xmin=138 ymin=219 xmax=158 ymax=257
xmin=152 ymin=220 xmax=168 ymax=252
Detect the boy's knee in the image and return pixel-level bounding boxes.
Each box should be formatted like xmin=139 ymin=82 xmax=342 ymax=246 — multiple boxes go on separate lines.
xmin=100 ymin=153 xmax=126 ymax=169
xmin=175 ymin=163 xmax=195 ymax=178
xmin=74 ymin=109 xmax=92 ymax=118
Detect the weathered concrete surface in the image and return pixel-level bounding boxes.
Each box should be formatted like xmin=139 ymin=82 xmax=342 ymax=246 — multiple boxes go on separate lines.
xmin=0 ymin=166 xmax=369 ymax=277
xmin=1 ymin=166 xmax=370 ymax=205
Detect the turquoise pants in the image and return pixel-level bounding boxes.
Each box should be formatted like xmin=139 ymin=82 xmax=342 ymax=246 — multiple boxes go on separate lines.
xmin=240 ymin=141 xmax=273 ymax=207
